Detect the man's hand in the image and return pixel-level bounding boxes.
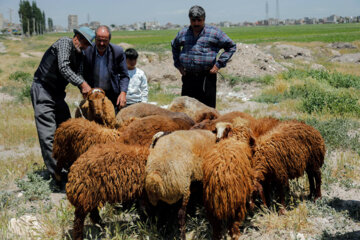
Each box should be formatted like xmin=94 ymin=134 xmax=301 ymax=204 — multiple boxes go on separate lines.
xmin=117 ymin=92 xmax=127 ymax=110
xmin=209 ymin=65 xmax=219 ymax=74
xmin=178 ymin=66 xmax=186 ymax=76
xmin=79 ymin=81 xmax=91 ymax=99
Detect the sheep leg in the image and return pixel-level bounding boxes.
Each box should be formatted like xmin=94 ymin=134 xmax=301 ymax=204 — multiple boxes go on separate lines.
xmin=254 ymin=182 xmax=267 ymax=208
xmin=314 ymin=169 xmax=322 ymax=201
xmin=90 ymin=208 xmax=104 ymax=228
xmin=207 ymin=214 xmax=222 ymax=240
xmin=306 ymin=170 xmax=316 ymax=199
xmin=73 ymin=207 xmax=87 ymax=240
xmin=178 ymin=190 xmax=190 ymax=240
xmin=229 ymin=219 xmax=241 ymax=240
xmin=277 ymin=183 xmax=286 ymax=215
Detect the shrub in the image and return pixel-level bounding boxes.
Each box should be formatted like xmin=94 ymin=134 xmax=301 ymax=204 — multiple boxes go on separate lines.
xmin=15 ymin=172 xmax=52 ymax=201
xmin=9 ymin=71 xmax=32 ymax=83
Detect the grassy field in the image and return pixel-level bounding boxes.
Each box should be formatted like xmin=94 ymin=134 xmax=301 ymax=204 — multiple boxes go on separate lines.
xmin=0 ymin=23 xmax=360 ymax=239
xmin=44 ymin=23 xmax=360 ymax=51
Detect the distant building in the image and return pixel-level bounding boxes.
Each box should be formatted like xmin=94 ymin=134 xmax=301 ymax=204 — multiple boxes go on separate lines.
xmin=0 ymin=13 xmax=3 ymax=30
xmin=68 ymin=15 xmax=78 ymax=31
xmin=219 ymin=21 xmax=231 ymax=27
xmin=326 ymin=15 xmax=338 ymax=24
xmin=89 ymin=21 xmax=100 ymax=30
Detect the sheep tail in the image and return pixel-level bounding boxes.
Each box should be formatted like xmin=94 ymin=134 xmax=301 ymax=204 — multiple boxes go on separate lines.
xmin=145 ymin=172 xmax=165 ymax=206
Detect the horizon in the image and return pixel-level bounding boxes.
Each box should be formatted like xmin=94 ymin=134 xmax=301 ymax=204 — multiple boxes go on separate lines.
xmin=1 ymin=0 xmax=359 ymax=28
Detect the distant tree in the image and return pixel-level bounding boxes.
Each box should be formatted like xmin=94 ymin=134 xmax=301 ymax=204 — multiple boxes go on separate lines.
xmin=48 ymin=18 xmax=54 ymax=32
xmin=18 ymin=0 xmax=48 ymax=36
xmin=110 ymin=24 xmax=116 ymax=28
xmin=18 ymin=0 xmax=32 ymax=35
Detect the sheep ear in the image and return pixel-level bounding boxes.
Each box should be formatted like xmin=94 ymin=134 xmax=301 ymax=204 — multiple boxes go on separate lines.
xmin=227 ymin=129 xmax=233 ymax=138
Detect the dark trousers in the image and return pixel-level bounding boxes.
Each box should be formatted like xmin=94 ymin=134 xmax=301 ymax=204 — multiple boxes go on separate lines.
xmin=104 ymin=89 xmax=120 ymax=115
xmin=30 ymin=81 xmax=71 ymax=177
xmin=181 ymin=72 xmax=217 ymax=108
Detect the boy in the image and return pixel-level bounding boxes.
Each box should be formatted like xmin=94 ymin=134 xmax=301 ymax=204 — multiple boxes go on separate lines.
xmin=125 ymin=48 xmax=148 ymax=105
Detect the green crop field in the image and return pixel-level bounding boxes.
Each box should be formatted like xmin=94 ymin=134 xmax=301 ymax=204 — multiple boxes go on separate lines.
xmin=45 ymin=23 xmax=360 ymax=51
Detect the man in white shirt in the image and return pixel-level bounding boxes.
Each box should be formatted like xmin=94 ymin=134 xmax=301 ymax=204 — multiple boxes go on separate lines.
xmin=125 ymin=48 xmax=148 ymax=105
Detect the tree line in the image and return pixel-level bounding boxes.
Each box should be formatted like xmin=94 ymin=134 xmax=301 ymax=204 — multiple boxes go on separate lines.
xmin=18 ymin=0 xmax=54 ymax=35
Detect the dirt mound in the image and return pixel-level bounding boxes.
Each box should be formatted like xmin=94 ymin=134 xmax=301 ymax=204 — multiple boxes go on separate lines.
xmin=331 ymin=53 xmax=360 ymax=63
xmin=327 ymin=42 xmax=357 ymax=49
xmin=226 ymin=43 xmax=286 ymax=77
xmin=137 ymin=43 xmax=287 ymax=86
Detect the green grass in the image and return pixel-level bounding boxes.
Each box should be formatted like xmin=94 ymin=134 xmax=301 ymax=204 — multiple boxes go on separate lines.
xmin=254 ymin=69 xmax=360 ymax=117
xmin=44 ymin=23 xmax=360 ymax=51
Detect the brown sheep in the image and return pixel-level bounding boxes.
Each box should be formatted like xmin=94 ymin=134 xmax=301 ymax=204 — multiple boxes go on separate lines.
xmin=75 ymin=88 xmax=118 ymax=128
xmin=53 ymin=118 xmax=122 ymax=180
xmin=203 ymin=121 xmax=257 ymax=239
xmin=117 ymin=115 xmax=195 ymax=147
xmin=252 ymin=120 xmax=326 ymax=210
xmin=53 ymin=115 xmax=194 ymax=181
xmin=66 ymin=142 xmax=149 ymax=240
xmin=191 ymin=111 xmax=255 ymax=131
xmin=249 ymin=116 xmax=281 ymax=138
xmin=145 ymin=129 xmax=216 ymax=240
xmin=116 ymin=102 xmax=194 ymax=126
xmin=168 ymin=96 xmax=220 ymax=123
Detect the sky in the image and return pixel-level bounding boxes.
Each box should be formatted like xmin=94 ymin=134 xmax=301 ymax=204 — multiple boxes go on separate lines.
xmin=1 ymin=0 xmax=360 ymax=27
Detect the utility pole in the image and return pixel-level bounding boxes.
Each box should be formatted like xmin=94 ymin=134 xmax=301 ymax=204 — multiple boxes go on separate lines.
xmin=276 ymin=0 xmax=280 ymax=25
xmin=265 ymin=1 xmax=269 ymax=25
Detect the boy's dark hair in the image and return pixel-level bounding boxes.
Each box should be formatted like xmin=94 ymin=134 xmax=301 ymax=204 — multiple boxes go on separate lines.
xmin=125 ymin=48 xmax=138 ymax=60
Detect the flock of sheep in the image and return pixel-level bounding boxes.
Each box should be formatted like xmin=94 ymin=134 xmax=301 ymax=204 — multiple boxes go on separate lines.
xmin=52 ymin=88 xmax=326 ymax=240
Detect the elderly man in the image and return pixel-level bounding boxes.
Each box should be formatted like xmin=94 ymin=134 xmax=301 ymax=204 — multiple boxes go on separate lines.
xmin=31 ymin=27 xmax=95 ymax=185
xmin=172 ymin=5 xmax=236 ymax=108
xmin=83 ymin=25 xmax=129 ymax=113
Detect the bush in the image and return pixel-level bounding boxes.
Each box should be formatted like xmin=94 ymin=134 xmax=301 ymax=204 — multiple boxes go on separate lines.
xmin=15 ymin=172 xmax=52 ymax=201
xmin=304 ymin=118 xmax=360 ymax=154
xmin=9 ymin=71 xmax=32 ymax=83
xmin=301 ymin=87 xmax=360 ymax=116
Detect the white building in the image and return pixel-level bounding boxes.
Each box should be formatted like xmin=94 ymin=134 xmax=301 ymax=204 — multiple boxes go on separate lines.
xmin=68 ymin=15 xmax=78 ymax=31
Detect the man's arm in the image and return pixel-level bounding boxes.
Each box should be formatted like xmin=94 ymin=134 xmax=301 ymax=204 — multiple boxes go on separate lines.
xmin=215 ymin=31 xmax=237 ymax=69
xmin=114 ymin=47 xmax=129 ymax=108
xmin=171 ymin=32 xmax=186 ymax=75
xmin=56 ymin=38 xmax=91 ymax=97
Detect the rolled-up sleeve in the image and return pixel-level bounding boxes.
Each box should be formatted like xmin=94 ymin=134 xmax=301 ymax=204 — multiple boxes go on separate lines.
xmin=56 ymin=38 xmax=84 ymax=86
xmin=216 ymin=31 xmax=236 ymax=69
xmin=171 ymin=32 xmax=182 ymax=69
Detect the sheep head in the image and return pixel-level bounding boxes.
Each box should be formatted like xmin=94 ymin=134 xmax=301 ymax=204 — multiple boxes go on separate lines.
xmin=190 ymin=119 xmax=213 ymax=130
xmin=86 ymin=88 xmax=116 ymax=127
xmin=195 ymin=111 xmax=219 ymax=123
xmin=215 ymin=122 xmax=233 ymax=142
xmin=215 ymin=119 xmax=256 ymax=146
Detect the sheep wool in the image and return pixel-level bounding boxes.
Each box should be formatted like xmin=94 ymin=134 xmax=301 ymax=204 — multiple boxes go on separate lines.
xmin=53 ymin=118 xmax=121 ymax=176
xmin=116 ymin=102 xmax=194 ymax=127
xmin=168 ymin=96 xmax=220 ymax=123
xmin=252 ymin=120 xmax=326 ymax=205
xmin=145 ymin=129 xmax=216 ymax=239
xmin=66 ymin=142 xmax=149 ymax=240
xmin=203 ymin=134 xmax=255 ymax=239
xmin=117 ymin=115 xmax=194 ymax=147
xmin=191 ymin=111 xmax=255 ymax=131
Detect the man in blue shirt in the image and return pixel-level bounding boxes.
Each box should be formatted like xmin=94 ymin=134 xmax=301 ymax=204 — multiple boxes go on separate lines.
xmin=172 ymin=5 xmax=236 ymax=108
xmin=83 ymin=25 xmax=130 ymax=113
